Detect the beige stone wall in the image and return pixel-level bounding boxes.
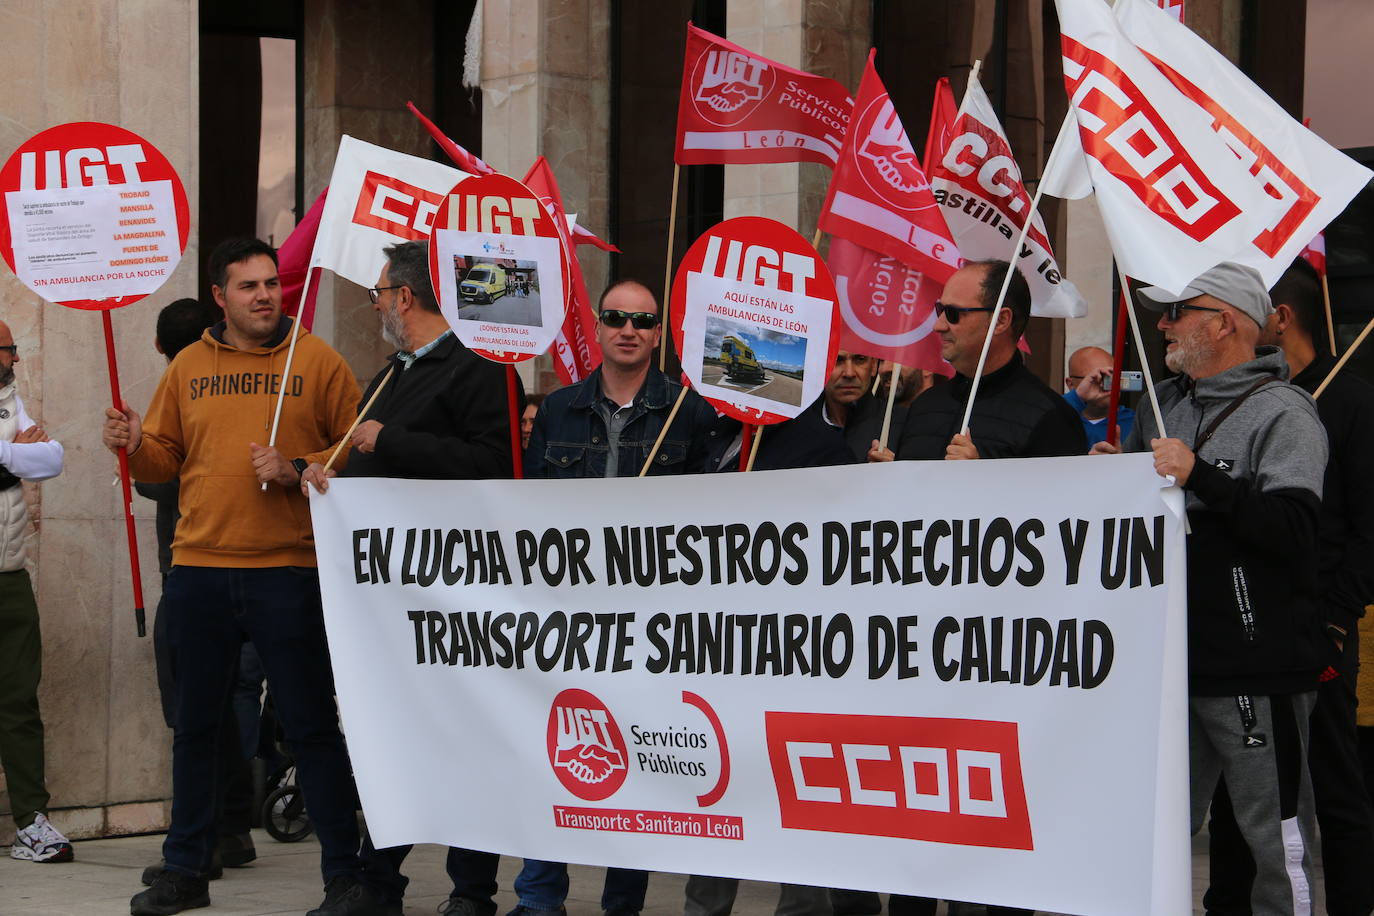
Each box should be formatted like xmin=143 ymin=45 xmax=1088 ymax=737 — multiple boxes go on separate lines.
xmin=0 ymin=0 xmax=199 ymax=840
xmin=481 ymin=0 xmax=613 ymax=393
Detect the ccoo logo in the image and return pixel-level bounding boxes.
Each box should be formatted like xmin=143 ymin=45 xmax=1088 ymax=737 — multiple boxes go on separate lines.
xmin=692 ymin=49 xmax=774 ymax=127
xmin=547 ymin=688 xmax=630 ymax=801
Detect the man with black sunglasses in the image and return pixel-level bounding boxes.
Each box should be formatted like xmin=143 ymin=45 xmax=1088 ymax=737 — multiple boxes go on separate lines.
xmin=518 ymin=279 xmax=715 ymax=916
xmin=869 ymin=259 xmax=1084 ymax=469
xmin=524 ymin=279 xmax=716 ymax=481
xmin=1094 ymin=261 xmax=1329 ymax=916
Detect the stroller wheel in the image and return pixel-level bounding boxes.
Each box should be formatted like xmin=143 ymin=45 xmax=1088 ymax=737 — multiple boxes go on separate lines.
xmin=263 ymin=784 xmax=313 ymax=843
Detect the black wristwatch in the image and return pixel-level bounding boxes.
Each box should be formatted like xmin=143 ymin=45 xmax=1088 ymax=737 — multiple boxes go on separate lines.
xmin=291 ymin=458 xmax=309 ymax=480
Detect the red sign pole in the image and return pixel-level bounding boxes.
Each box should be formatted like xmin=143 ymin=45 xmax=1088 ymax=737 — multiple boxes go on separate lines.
xmin=1106 ymin=281 xmax=1130 ymax=447
xmin=507 ymin=365 xmax=524 ymax=480
xmin=102 ymin=311 xmax=146 ymax=636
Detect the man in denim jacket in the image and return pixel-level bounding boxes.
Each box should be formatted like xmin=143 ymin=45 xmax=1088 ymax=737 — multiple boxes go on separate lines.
xmin=525 ymin=279 xmax=716 ymax=480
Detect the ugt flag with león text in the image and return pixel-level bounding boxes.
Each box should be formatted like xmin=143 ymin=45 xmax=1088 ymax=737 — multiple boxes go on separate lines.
xmin=674 ymin=24 xmax=854 ymax=168
xmin=1047 ymin=0 xmax=1285 ymax=296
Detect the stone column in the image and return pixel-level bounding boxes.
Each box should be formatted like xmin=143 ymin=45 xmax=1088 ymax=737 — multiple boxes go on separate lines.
xmin=0 ymin=0 xmax=199 ymax=839
xmin=481 ymin=0 xmax=613 ymax=392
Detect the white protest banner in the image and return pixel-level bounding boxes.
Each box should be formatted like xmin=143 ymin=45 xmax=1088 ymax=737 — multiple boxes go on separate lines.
xmin=931 ymin=76 xmax=1087 ymax=318
xmin=312 ymin=455 xmax=1190 ymax=916
xmin=1117 ymin=0 xmax=1373 ymax=289
xmin=1052 ymin=0 xmax=1286 ymax=295
xmin=670 ymin=216 xmax=840 ymax=424
xmin=428 ymin=173 xmax=569 ymax=364
xmin=309 ymin=135 xmax=468 ymax=288
xmin=0 ymin=122 xmax=189 ymax=310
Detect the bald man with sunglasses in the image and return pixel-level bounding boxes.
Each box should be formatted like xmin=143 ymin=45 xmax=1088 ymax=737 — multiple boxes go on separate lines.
xmin=870 ymin=259 xmax=1084 ymax=467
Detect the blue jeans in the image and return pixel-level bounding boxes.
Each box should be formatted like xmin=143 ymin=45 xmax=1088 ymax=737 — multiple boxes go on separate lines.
xmin=515 ymin=860 xmax=649 ymax=913
xmin=161 ymin=566 xmax=361 ymax=881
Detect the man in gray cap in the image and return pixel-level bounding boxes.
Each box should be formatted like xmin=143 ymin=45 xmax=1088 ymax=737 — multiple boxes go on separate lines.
xmin=1093 ymin=262 xmax=1329 ymax=916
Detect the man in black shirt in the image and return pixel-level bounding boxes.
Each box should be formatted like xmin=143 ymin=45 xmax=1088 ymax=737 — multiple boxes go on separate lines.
xmin=869 ymin=259 xmax=1085 ymax=464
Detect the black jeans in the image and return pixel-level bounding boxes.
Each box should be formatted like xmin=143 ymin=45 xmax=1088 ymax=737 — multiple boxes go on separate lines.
xmin=161 ymin=566 xmax=361 ymax=881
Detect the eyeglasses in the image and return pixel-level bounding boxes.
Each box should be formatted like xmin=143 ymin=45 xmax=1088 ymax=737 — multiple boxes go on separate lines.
xmin=934 ymin=302 xmax=996 ymax=324
xmin=0 ymin=346 xmax=16 ymax=356
xmin=367 ymin=285 xmax=402 ymax=304
xmin=599 ymin=309 xmax=660 ymax=330
xmin=1163 ymin=302 xmax=1224 ymax=322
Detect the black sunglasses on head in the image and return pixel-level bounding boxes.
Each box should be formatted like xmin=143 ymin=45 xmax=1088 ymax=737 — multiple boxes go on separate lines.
xmin=599 ymin=309 xmax=660 ymax=330
xmin=934 ymin=302 xmax=996 ymax=324
xmin=1163 ymin=302 xmax=1224 ymax=322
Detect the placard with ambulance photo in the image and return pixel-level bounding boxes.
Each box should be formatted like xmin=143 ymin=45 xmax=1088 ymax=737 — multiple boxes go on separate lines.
xmin=673 ymin=216 xmax=839 ymax=424
xmin=429 ymin=173 xmax=569 ymax=363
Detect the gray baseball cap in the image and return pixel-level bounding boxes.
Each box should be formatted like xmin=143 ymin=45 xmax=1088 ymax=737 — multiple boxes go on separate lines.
xmin=1137 ymin=262 xmax=1273 ymax=327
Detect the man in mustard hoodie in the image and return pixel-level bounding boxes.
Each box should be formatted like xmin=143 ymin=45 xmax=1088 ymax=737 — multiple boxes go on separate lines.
xmin=103 ymin=238 xmax=368 ymax=916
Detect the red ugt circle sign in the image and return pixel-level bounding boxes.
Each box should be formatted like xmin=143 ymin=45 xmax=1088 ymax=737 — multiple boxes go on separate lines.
xmin=0 ymin=122 xmax=190 ymax=311
xmin=428 ymin=173 xmax=571 ymax=364
xmin=671 ymin=216 xmax=840 ymax=424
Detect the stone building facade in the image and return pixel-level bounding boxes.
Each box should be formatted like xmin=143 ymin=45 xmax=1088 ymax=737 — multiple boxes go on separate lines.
xmin=0 ymin=0 xmax=1367 ymax=839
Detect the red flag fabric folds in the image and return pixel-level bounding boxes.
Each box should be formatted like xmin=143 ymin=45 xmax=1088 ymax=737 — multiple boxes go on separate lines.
xmin=674 ymin=24 xmax=853 ymax=168
xmin=278 ymin=186 xmax=328 ymax=329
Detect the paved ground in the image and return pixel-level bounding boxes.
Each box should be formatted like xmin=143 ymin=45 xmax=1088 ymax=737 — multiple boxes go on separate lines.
xmin=700 ymin=365 xmax=804 ymax=408
xmin=458 ymin=288 xmax=545 ymax=327
xmin=0 ymin=828 xmax=1278 ymax=915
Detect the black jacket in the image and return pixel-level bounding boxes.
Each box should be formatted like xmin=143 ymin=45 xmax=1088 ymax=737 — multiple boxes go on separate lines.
xmin=524 ymin=366 xmax=717 ymax=478
xmin=341 ymin=333 xmax=515 ymax=480
xmin=894 ymin=353 xmax=1086 ymax=460
xmin=1292 ymin=354 xmax=1374 ymax=635
xmin=704 ymin=398 xmax=855 ymax=472
xmin=1128 ymin=349 xmax=1328 ymax=695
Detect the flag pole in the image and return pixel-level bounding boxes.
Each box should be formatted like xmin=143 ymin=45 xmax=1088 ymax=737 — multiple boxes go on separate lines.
xmin=261 ymin=266 xmax=315 ymax=491
xmin=1315 ymin=313 xmax=1374 ymax=399
xmin=660 ymin=164 xmax=682 ymax=372
xmin=879 ymin=362 xmax=902 ymax=450
xmin=956 ymin=60 xmax=983 ymax=121
xmin=638 ymin=387 xmax=690 ymax=476
xmin=102 ymin=310 xmax=146 ymax=638
xmin=744 ymin=424 xmax=765 ymax=471
xmin=1321 ymin=272 xmax=1337 ymax=356
xmin=958 ymin=106 xmax=1077 ymax=433
xmin=506 ymin=365 xmax=524 ymax=479
xmin=1116 ymin=268 xmax=1168 ymax=437
xmin=322 ymin=366 xmax=396 ymax=474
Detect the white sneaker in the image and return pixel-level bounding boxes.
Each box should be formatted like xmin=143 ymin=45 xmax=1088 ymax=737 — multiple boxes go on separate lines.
xmin=10 ymin=812 xmax=74 ymax=862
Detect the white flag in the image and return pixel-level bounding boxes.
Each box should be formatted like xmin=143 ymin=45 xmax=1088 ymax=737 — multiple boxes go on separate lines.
xmin=1118 ymin=0 xmax=1373 ymax=288
xmin=1051 ymin=0 xmax=1284 ymax=295
xmin=309 ymin=135 xmax=469 ymax=287
xmin=930 ymin=74 xmax=1087 ymax=317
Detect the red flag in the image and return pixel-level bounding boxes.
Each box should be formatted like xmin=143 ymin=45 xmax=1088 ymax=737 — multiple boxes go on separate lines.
xmin=279 ymin=186 xmax=328 ymax=329
xmin=407 ymin=101 xmax=496 ymax=176
xmin=674 ymin=23 xmax=853 ymax=168
xmin=522 ymin=157 xmax=602 ymax=385
xmin=923 ymin=77 xmax=958 ymax=173
xmin=1300 ymin=232 xmax=1327 ymax=276
xmin=571 ymin=221 xmax=619 ymax=253
xmin=819 ymin=52 xmax=960 ymax=282
xmin=828 ymin=237 xmax=951 ymax=374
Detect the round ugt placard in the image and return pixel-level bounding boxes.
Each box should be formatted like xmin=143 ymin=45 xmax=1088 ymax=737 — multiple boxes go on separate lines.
xmin=671 ymin=216 xmax=840 ymax=424
xmin=428 ymin=173 xmax=571 ymax=364
xmin=0 ymin=122 xmax=190 ymax=310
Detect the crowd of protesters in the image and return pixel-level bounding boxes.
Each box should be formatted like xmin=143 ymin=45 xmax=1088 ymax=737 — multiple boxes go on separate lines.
xmin=0 ymin=231 xmax=1344 ymax=916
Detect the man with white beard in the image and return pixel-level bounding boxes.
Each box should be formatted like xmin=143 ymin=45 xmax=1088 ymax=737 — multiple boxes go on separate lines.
xmin=1093 ymin=262 xmax=1329 ymax=916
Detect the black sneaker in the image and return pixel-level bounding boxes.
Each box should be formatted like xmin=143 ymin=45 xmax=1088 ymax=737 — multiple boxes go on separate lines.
xmin=440 ymin=898 xmax=496 ymax=916
xmin=141 ymin=859 xmax=223 ymax=886
xmin=217 ymin=831 xmax=257 ymax=867
xmin=130 ymin=869 xmax=210 ymax=915
xmin=307 ymin=875 xmax=398 ymax=916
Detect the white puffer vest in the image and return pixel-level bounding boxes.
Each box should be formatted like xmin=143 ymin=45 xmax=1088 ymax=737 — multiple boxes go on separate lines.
xmin=0 ymin=384 xmax=31 ymax=571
